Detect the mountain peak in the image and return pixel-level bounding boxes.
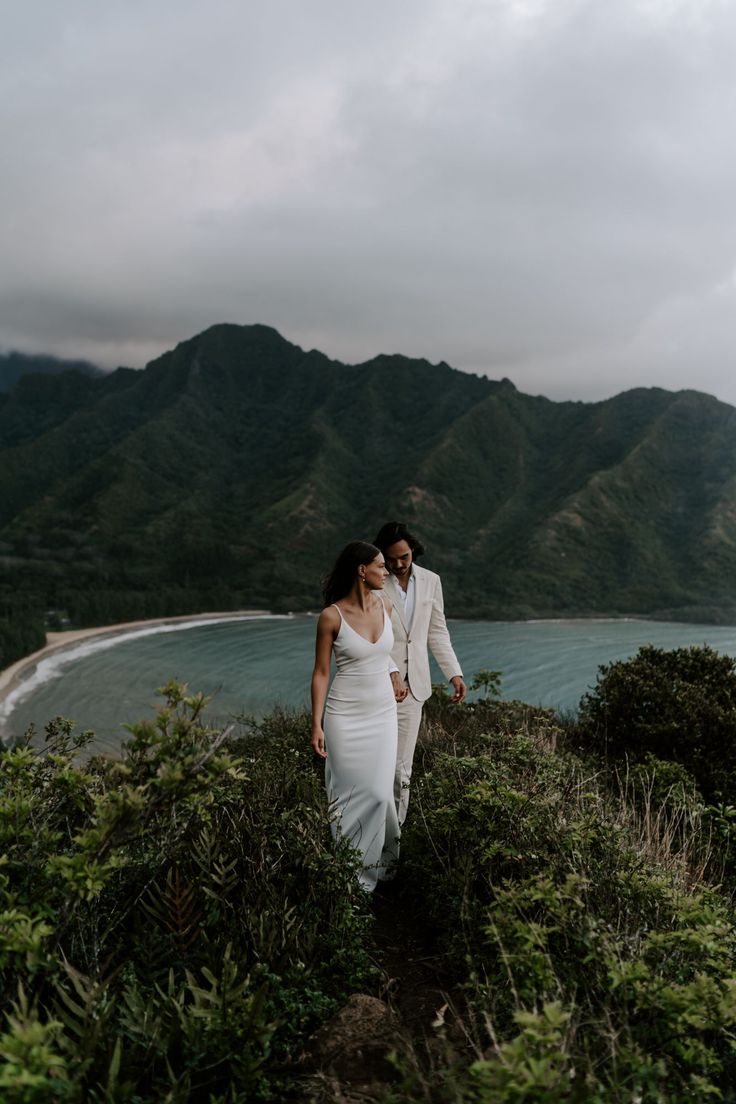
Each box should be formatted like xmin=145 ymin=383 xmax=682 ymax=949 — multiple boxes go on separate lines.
xmin=196 ymin=322 xmax=299 ymax=352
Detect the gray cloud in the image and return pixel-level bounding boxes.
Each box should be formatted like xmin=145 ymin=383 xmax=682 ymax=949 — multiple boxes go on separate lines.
xmin=2 ymin=0 xmax=736 ymax=403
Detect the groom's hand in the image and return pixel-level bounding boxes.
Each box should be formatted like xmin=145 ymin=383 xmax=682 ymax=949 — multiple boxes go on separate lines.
xmin=449 ymin=676 xmax=467 ymax=703
xmin=391 ymin=672 xmax=409 ymax=702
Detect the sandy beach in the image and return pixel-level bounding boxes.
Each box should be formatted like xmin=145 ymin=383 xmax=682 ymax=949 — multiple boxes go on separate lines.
xmin=0 ymin=610 xmax=271 ymax=711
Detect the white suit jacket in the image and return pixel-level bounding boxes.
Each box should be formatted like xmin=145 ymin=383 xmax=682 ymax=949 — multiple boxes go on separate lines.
xmin=383 ymin=564 xmax=462 ymax=703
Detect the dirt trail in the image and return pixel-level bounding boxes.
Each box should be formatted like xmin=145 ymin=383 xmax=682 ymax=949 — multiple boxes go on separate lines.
xmin=371 ymin=887 xmax=456 ymax=1045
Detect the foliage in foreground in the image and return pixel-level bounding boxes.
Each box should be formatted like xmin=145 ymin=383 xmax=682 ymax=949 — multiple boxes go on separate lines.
xmin=0 ymin=686 xmax=372 ymax=1102
xmin=390 ymin=698 xmax=736 ymax=1103
xmin=5 ymin=657 xmax=736 ymax=1102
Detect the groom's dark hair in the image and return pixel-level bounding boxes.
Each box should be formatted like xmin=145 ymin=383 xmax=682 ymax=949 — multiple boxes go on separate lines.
xmin=373 ymin=521 xmax=425 ymax=560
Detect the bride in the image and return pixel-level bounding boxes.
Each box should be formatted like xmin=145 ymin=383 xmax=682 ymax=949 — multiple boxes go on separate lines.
xmin=310 ymin=540 xmax=407 ymax=892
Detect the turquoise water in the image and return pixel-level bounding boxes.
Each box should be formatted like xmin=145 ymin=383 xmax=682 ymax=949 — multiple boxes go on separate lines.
xmin=3 ymin=614 xmax=736 ymax=755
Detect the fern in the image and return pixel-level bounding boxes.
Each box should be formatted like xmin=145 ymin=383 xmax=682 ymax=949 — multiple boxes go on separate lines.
xmin=141 ymin=865 xmax=202 ymax=955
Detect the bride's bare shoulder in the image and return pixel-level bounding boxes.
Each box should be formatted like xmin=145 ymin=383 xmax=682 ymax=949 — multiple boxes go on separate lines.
xmin=317 ymin=605 xmax=341 ymax=631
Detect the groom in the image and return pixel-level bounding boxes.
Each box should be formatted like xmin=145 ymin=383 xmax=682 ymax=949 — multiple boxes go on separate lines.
xmin=373 ymin=521 xmax=466 ymax=826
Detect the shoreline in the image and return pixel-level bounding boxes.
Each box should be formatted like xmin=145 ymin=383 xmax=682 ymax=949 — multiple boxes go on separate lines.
xmin=3 ymin=606 xmax=733 ymax=727
xmin=0 ymin=610 xmax=272 ymax=713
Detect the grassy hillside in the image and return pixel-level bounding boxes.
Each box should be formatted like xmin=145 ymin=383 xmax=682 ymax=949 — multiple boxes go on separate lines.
xmin=4 ymin=675 xmax=736 ymax=1101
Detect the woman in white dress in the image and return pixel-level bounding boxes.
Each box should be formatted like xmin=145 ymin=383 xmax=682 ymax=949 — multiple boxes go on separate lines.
xmin=311 ymin=541 xmax=408 ymax=892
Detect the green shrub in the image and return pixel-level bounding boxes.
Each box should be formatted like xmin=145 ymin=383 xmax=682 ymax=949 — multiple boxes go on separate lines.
xmin=393 ymin=708 xmax=736 ymax=1102
xmin=0 ymin=689 xmax=374 ymax=1102
xmin=578 ymin=643 xmax=736 ymax=800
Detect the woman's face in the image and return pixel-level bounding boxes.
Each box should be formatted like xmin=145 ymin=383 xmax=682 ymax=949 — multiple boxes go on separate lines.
xmin=362 ymin=553 xmax=389 ymax=590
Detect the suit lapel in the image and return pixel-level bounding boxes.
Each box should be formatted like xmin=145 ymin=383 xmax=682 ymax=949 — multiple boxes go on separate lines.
xmin=412 ymin=564 xmax=428 ymax=611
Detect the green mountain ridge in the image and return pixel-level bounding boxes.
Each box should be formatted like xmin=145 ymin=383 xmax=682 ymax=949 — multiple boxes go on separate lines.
xmin=2 ymin=322 xmax=736 ymax=626
xmin=0 ymin=350 xmax=102 ymax=394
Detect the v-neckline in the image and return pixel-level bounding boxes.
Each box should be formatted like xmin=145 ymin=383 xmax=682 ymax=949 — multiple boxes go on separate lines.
xmin=336 ymin=602 xmax=386 ymax=645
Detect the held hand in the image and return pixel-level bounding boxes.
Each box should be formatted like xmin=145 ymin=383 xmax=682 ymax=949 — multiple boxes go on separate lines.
xmin=311 ymin=727 xmax=327 ymax=759
xmin=390 ymin=671 xmax=409 ymax=703
xmin=449 ymin=675 xmax=467 ymax=703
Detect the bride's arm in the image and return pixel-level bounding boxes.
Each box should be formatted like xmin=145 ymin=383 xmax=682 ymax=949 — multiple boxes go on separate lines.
xmin=380 ymin=595 xmax=408 ymax=702
xmin=310 ymin=608 xmax=338 ymax=758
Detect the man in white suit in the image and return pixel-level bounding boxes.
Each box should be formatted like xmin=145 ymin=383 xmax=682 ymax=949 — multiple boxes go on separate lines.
xmin=374 ymin=521 xmax=466 ymax=826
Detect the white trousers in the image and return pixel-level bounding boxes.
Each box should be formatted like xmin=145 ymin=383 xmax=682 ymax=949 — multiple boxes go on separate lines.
xmin=395 ymin=691 xmax=424 ymax=827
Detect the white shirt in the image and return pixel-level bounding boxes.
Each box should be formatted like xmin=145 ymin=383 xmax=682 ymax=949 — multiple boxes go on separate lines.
xmin=397 ymin=569 xmax=416 ymax=628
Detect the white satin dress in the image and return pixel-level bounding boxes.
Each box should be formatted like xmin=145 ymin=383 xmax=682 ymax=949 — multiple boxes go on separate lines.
xmin=324 ymin=604 xmax=400 ymax=892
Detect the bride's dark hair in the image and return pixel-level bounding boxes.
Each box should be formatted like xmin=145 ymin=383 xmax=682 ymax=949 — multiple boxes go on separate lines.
xmin=322 ymin=541 xmax=381 ymax=606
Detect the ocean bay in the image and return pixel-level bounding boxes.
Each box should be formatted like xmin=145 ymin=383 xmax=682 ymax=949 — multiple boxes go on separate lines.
xmin=4 ymin=614 xmax=736 ymax=756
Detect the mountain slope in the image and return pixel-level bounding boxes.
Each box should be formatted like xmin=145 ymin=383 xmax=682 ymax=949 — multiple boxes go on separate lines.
xmin=0 ymin=351 xmax=101 ymax=393
xmin=2 ymin=323 xmax=735 ymax=623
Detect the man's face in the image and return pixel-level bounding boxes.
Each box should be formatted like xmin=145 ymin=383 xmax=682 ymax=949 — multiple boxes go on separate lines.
xmin=385 ymin=539 xmax=413 ymax=580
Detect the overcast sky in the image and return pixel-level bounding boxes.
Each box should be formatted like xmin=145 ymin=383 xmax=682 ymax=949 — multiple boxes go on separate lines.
xmin=3 ymin=0 xmax=736 ymax=404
